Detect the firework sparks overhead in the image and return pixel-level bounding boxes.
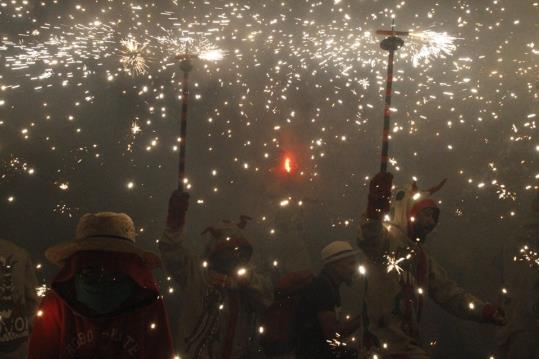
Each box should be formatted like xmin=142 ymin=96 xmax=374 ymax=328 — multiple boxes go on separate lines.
xmin=515 ymin=245 xmax=539 ymax=270
xmin=120 ymin=38 xmax=149 ymax=76
xmin=156 ymin=34 xmax=225 ymax=62
xmin=198 ymin=48 xmax=225 ymax=62
xmin=0 ymin=0 xmax=535 ymax=230
xmin=407 ymin=31 xmax=459 ymax=67
xmin=0 ymin=1 xmax=535 ymax=211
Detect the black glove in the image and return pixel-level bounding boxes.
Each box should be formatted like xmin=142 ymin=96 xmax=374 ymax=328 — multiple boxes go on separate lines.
xmin=366 ymin=172 xmax=393 ymax=220
xmin=166 ymin=190 xmax=189 ymax=231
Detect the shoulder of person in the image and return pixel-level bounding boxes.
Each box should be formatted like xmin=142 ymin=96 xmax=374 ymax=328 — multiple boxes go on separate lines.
xmin=298 ymin=275 xmax=321 ymax=298
xmin=311 ymin=273 xmax=337 ymax=295
xmin=36 ymin=290 xmax=66 ymax=318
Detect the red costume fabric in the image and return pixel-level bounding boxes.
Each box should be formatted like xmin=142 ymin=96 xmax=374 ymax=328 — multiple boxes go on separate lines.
xmin=29 ymin=251 xmax=173 ymax=359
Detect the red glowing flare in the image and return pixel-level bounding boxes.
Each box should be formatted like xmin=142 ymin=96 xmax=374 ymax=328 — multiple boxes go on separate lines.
xmin=284 ymin=157 xmax=293 ymax=173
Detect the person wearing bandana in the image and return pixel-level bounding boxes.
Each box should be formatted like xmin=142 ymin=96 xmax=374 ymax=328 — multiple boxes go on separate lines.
xmin=29 ymin=212 xmax=173 ymax=359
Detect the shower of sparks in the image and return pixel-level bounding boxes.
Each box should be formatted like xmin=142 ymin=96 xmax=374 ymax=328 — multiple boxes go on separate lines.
xmin=198 ymin=48 xmax=225 ymax=62
xmin=1 ymin=156 xmax=34 ymax=180
xmin=385 ymin=254 xmax=407 ymax=274
xmin=36 ymin=284 xmax=49 ymax=297
xmin=515 ymin=245 xmax=539 ymax=270
xmin=327 ymin=333 xmax=348 ymax=349
xmin=157 ymin=33 xmax=225 ymax=62
xmin=408 ymin=31 xmax=459 ymax=67
xmin=120 ymin=38 xmax=149 ymax=76
xmin=53 ymin=202 xmax=77 ymax=218
xmin=385 ymin=249 xmax=415 ymax=274
xmin=3 ymin=22 xmax=117 ymax=74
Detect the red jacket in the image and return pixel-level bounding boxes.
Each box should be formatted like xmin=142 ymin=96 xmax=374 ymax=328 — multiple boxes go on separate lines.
xmin=29 ymin=251 xmax=173 ymax=359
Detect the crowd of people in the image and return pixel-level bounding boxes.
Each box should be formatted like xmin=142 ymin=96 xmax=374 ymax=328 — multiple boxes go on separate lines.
xmin=0 ymin=172 xmax=537 ymax=358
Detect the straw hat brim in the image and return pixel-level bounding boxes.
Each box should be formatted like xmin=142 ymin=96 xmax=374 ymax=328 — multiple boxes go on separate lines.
xmin=45 ymin=237 xmax=161 ymax=270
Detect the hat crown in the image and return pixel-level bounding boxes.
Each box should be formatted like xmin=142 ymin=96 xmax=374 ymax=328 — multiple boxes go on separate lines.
xmin=45 ymin=212 xmax=161 ymax=269
xmin=321 ymin=241 xmax=354 ymax=262
xmin=75 ymin=212 xmax=136 ymax=243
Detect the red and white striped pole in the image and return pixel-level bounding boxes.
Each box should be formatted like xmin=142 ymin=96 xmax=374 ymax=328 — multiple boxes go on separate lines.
xmin=376 ymin=23 xmax=408 ymax=173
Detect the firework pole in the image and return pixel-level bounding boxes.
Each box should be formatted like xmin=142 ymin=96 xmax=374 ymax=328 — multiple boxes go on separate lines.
xmin=376 ymin=20 xmax=408 ymax=173
xmin=176 ymin=45 xmax=197 ymax=190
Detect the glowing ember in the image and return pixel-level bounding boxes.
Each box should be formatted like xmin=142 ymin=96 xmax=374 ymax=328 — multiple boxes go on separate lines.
xmin=515 ymin=245 xmax=539 ymax=270
xmin=284 ymin=157 xmax=293 ymax=174
xmin=385 ymin=249 xmax=415 ymax=274
xmin=237 ymin=267 xmax=248 ymax=277
xmin=385 ymin=255 xmax=406 ymax=274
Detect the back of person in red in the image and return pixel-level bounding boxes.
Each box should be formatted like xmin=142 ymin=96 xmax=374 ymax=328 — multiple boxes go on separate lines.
xmin=29 ymin=212 xmax=173 ymax=359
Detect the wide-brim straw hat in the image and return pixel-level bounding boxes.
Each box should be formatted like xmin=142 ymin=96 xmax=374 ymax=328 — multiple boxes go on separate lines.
xmin=45 ymin=212 xmax=161 ymax=269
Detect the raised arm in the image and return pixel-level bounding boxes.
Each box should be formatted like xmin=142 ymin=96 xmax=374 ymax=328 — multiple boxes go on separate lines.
xmin=158 ymin=190 xmax=203 ymax=290
xmin=357 ymin=172 xmax=393 ymax=259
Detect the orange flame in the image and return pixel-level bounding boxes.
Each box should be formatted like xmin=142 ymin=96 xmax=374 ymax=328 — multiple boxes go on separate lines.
xmin=284 ymin=157 xmax=293 ymax=173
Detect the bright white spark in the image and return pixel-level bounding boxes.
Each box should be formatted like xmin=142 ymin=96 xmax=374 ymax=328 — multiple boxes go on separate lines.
xmin=386 ymin=255 xmax=406 ymax=274
xmin=120 ymin=38 xmax=149 ymax=76
xmin=409 ymin=31 xmax=459 ymax=67
xmin=157 ymin=33 xmax=224 ymax=62
xmin=199 ymin=49 xmax=225 ymax=61
xmin=515 ymin=245 xmax=539 ymax=270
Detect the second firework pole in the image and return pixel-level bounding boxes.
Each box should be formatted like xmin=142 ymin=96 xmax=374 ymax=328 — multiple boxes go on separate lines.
xmin=376 ymin=21 xmax=408 ymax=173
xmin=176 ymin=50 xmax=197 ymax=190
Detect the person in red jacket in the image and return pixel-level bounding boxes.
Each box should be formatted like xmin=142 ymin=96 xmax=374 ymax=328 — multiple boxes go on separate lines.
xmin=29 ymin=212 xmax=173 ymax=359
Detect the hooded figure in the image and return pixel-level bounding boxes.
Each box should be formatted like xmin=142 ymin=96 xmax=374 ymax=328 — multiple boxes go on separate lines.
xmin=29 ymin=212 xmax=173 ymax=359
xmin=497 ymin=189 xmax=539 ymax=358
xmin=159 ymin=190 xmax=273 ymax=359
xmin=0 ymin=239 xmax=39 ymax=359
xmin=357 ymin=173 xmax=505 ymax=358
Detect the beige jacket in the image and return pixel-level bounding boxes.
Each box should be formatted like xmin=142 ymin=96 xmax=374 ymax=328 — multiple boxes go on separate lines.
xmin=0 ymin=239 xmax=39 ymax=356
xmin=160 ymin=229 xmax=273 ymax=359
xmin=358 ymin=219 xmax=489 ymax=357
xmin=357 ymin=185 xmax=490 ymax=358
